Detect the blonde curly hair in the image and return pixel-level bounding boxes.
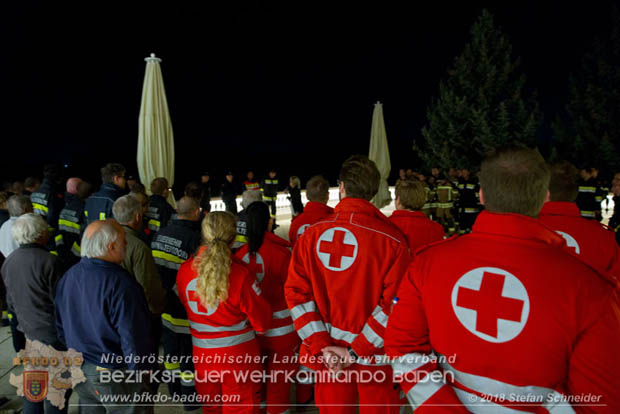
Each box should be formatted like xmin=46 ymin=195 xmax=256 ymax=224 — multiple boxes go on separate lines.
xmin=192 ymin=211 xmax=237 ymax=308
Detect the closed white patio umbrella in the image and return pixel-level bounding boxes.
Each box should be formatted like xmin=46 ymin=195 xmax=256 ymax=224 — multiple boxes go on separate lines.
xmin=137 ymin=53 xmax=176 ymax=206
xmin=369 ymin=101 xmax=392 ymax=208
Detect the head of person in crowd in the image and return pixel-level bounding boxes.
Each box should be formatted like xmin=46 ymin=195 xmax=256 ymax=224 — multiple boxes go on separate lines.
xmin=0 ymin=192 xmax=8 ymax=211
xmin=112 ymin=195 xmax=143 ymax=230
xmin=591 ymin=167 xmax=599 ymax=179
xmin=306 ymin=175 xmax=330 ymax=204
xmin=399 ymin=169 xmax=407 ymax=180
xmin=77 ymin=181 xmax=93 ymax=201
xmin=338 ymin=155 xmax=380 ymax=201
xmin=12 ymin=213 xmax=49 ymax=246
xmin=130 ymin=189 xmax=149 ymax=215
xmin=130 ymin=182 xmax=146 ymax=195
xmin=66 ymin=177 xmax=82 ymax=195
xmin=580 ymin=168 xmax=591 ymax=181
xmin=151 ymin=177 xmax=170 ymax=198
xmin=176 ymin=196 xmax=201 ymax=222
xmin=24 ymin=177 xmax=41 ymax=193
xmin=184 ymin=181 xmax=203 ymax=201
xmin=101 ymin=163 xmax=126 ymax=189
xmin=247 ymin=171 xmax=255 ymax=181
xmin=3 ymin=182 xmax=13 ymax=194
xmin=201 ymin=173 xmax=210 ymax=184
xmin=12 ymin=181 xmax=24 ymax=195
xmin=406 ymin=169 xmax=414 ymax=178
xmin=395 ymin=179 xmax=426 ymax=211
xmin=431 ymin=167 xmax=440 ymax=177
xmin=81 ymin=219 xmax=127 ymax=264
xmin=269 ymin=168 xmax=277 ymax=179
xmin=43 ymin=164 xmax=62 ymax=185
xmin=126 ymin=175 xmax=139 ymax=191
xmin=241 ymin=189 xmax=263 ymax=210
xmin=478 ymin=145 xmax=550 ymax=218
xmin=548 ymin=161 xmax=579 ymax=203
xmin=225 ymin=171 xmax=234 ymax=183
xmin=193 ymin=211 xmax=237 ymax=308
xmin=461 ymin=168 xmax=471 ymax=179
xmin=7 ymin=195 xmax=33 ymax=217
xmin=246 ymin=201 xmax=271 ymax=255
xmin=448 ymin=168 xmax=459 ymax=180
xmin=289 ymin=176 xmax=300 ymax=189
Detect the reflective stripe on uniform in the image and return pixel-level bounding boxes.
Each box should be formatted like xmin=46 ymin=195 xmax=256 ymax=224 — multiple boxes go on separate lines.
xmin=325 ymin=323 xmax=357 ymax=344
xmin=32 ymin=203 xmax=49 ymax=214
xmin=580 ymin=211 xmax=595 ymax=218
xmin=466 ymin=184 xmax=476 ymax=190
xmin=192 ymin=331 xmax=255 ymax=349
xmin=273 ymin=309 xmax=291 ymax=319
xmin=406 ymin=378 xmax=446 ymax=410
xmin=58 ymin=219 xmax=81 ymax=233
xmin=99 ymin=212 xmax=106 ymax=220
xmin=148 ymin=219 xmax=161 ymax=231
xmin=235 ymin=234 xmax=248 ymax=244
xmin=441 ymin=360 xmax=575 ymax=414
xmin=264 ymin=323 xmax=296 ymax=337
xmin=290 ymin=301 xmax=317 ymax=320
xmin=152 ymin=251 xmax=185 ymax=269
xmin=263 ymin=196 xmax=276 ymax=201
xmin=361 ymin=324 xmax=383 ymax=348
xmin=464 ymin=208 xmax=480 ymax=213
xmin=578 ymin=186 xmax=596 ymax=193
xmin=161 ymin=319 xmax=190 ymax=334
xmin=372 ymin=305 xmax=388 ymax=328
xmin=55 ymin=234 xmax=64 ymax=246
xmin=50 ymin=250 xmax=58 ymax=256
xmin=190 ymin=319 xmax=247 ymax=333
xmin=391 ymin=352 xmax=432 ymax=376
xmin=297 ymin=321 xmax=327 ymax=340
xmin=164 ymin=362 xmax=181 ymax=370
xmin=71 ymin=241 xmax=81 ymax=257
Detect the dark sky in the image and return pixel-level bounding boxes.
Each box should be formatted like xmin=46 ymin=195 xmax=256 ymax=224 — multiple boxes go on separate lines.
xmin=1 ymin=1 xmax=616 ymax=192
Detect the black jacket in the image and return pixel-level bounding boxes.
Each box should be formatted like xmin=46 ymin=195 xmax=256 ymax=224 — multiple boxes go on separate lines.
xmin=84 ymin=183 xmax=126 ymax=225
xmin=146 ymin=194 xmax=175 ymax=234
xmin=221 ymin=181 xmax=239 ymax=200
xmin=31 ymin=178 xmax=65 ymax=228
xmin=200 ymin=183 xmax=211 ymax=212
xmin=1 ymin=244 xmax=63 ymax=344
xmin=56 ymin=192 xmax=85 ymax=267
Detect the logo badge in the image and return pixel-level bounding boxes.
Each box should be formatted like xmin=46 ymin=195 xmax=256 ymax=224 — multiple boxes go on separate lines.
xmin=316 ymin=227 xmax=358 ymax=271
xmin=24 ymin=371 xmax=48 ymax=403
xmin=186 ymin=279 xmax=218 ymax=316
xmin=242 ymin=253 xmax=265 ymax=282
xmin=556 ymin=231 xmax=580 ymax=254
xmin=297 ymin=224 xmax=310 ymax=238
xmin=451 ymin=267 xmax=529 ymax=343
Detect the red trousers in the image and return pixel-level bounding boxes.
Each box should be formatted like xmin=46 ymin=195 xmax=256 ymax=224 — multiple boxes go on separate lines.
xmin=315 ymin=364 xmax=400 ymax=414
xmin=258 ymin=333 xmax=300 ymax=414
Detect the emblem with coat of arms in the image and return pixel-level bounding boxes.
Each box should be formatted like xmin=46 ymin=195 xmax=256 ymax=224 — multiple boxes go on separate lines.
xmin=24 ymin=371 xmax=49 ymax=403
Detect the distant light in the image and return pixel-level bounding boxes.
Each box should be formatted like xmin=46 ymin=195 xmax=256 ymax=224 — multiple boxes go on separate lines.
xmin=64 ymin=164 xmax=69 ymax=168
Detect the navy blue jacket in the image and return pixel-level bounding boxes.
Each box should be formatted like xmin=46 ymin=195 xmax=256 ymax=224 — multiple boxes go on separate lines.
xmin=31 ymin=178 xmax=65 ymax=228
xmin=84 ymin=183 xmax=126 ymax=225
xmin=145 ymin=194 xmax=175 ymax=234
xmin=55 ymin=257 xmax=154 ymax=369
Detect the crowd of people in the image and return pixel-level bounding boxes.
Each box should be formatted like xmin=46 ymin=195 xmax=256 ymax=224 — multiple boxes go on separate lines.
xmin=0 ymin=148 xmax=619 ymax=414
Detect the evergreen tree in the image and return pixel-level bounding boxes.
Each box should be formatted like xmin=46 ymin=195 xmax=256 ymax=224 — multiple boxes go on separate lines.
xmin=552 ymin=10 xmax=620 ymax=173
xmin=418 ymin=10 xmax=541 ymax=170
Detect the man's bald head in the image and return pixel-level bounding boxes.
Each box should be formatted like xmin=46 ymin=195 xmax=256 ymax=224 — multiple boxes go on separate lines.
xmin=66 ymin=177 xmax=82 ymax=195
xmin=81 ymin=219 xmax=126 ymax=264
xmin=177 ymin=196 xmax=201 ymax=221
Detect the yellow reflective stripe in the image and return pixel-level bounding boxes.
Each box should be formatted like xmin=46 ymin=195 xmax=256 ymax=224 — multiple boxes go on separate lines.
xmin=50 ymin=250 xmax=58 ymax=256
xmin=148 ymin=219 xmax=161 ymax=230
xmin=235 ymin=234 xmax=248 ymax=243
xmin=58 ymin=219 xmax=81 ymax=231
xmin=32 ymin=203 xmax=49 ymax=213
xmin=99 ymin=212 xmax=106 ymax=220
xmin=84 ymin=211 xmax=88 ymax=217
xmin=161 ymin=313 xmax=190 ymax=327
xmin=71 ymin=241 xmax=81 ymax=256
xmin=55 ymin=234 xmax=63 ymax=242
xmin=180 ymin=371 xmax=194 ymax=381
xmin=152 ymin=250 xmax=185 ymax=265
xmin=164 ymin=362 xmax=181 ymax=370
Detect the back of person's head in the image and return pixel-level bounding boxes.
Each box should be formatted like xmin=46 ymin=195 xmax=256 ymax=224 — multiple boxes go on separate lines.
xmin=184 ymin=181 xmax=203 ymax=200
xmin=241 ymin=190 xmax=263 ymax=209
xmin=66 ymin=177 xmax=82 ymax=195
xmin=290 ymin=176 xmax=301 ymax=188
xmin=246 ymin=202 xmax=270 ymax=254
xmin=150 ymin=177 xmax=169 ymax=196
xmin=24 ymin=177 xmax=40 ymax=189
xmin=101 ymin=163 xmax=126 ymax=184
xmin=193 ymin=211 xmax=237 ymax=308
xmin=77 ymin=181 xmax=93 ymax=200
xmin=130 ymin=182 xmax=146 ymax=195
xmin=112 ymin=195 xmax=141 ymax=225
xmin=177 ymin=196 xmax=200 ymax=220
xmin=395 ymin=179 xmax=426 ymax=210
xmin=0 ymin=192 xmax=8 ymax=209
xmin=478 ymin=145 xmax=550 ymax=218
xmin=339 ymin=155 xmax=380 ymax=200
xmin=7 ymin=195 xmax=33 ymax=217
xmin=12 ymin=213 xmax=48 ymax=245
xmin=12 ymin=181 xmax=24 ymax=195
xmin=306 ymin=175 xmax=330 ymax=203
xmin=548 ymin=161 xmax=579 ymax=202
xmin=81 ymin=220 xmax=121 ymax=258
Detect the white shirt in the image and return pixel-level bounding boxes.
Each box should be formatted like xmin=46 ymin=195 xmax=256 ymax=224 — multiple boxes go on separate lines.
xmin=0 ymin=217 xmax=18 ymax=258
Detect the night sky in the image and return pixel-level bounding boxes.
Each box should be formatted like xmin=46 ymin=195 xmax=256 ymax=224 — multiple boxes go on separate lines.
xmin=1 ymin=1 xmax=616 ymax=194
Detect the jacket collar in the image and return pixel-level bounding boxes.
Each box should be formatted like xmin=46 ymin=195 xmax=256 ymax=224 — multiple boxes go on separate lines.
xmin=472 ymin=211 xmax=565 ymax=247
xmin=335 ymin=197 xmax=385 ymax=220
xmin=304 ymin=201 xmax=334 ymax=214
xmin=81 ymin=257 xmax=122 ymax=269
xmin=122 ymin=224 xmax=139 ymax=237
xmin=539 ymin=202 xmax=581 ymax=218
xmin=19 ymin=243 xmax=47 ymax=250
xmin=101 ymin=183 xmax=125 ymax=194
xmin=390 ymin=209 xmax=427 ymax=219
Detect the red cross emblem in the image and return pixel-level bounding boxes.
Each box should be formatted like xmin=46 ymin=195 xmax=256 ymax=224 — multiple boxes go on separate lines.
xmin=316 ymin=227 xmax=358 ymax=271
xmin=242 ymin=253 xmax=265 ymax=282
xmin=452 ymin=267 xmax=529 ymax=343
xmin=186 ymin=279 xmax=218 ymax=316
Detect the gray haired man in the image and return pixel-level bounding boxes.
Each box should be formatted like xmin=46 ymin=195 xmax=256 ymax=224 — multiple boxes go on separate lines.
xmin=0 ymin=195 xmax=33 ymax=258
xmin=1 ymin=213 xmax=70 ymax=414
